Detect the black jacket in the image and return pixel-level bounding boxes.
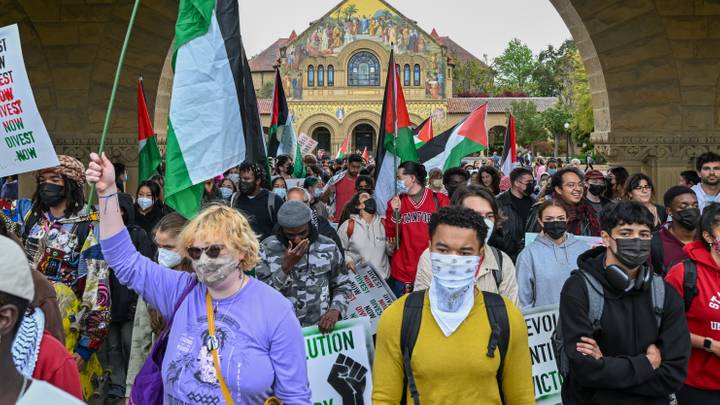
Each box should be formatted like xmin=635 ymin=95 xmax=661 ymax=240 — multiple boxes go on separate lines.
xmin=559 ymin=247 xmax=690 ymax=405
xmin=496 ymin=191 xmax=535 ymax=260
xmin=233 ymin=189 xmax=283 ymax=242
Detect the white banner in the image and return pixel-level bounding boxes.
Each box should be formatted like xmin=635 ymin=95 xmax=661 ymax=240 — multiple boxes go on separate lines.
xmin=298 ymin=132 xmax=318 ymax=155
xmin=285 ymin=178 xmax=304 ymax=189
xmin=343 ymin=261 xmax=396 ymax=334
xmin=523 ymin=304 xmax=562 ymax=405
xmin=0 ymin=24 xmax=58 ymax=177
xmin=303 ymin=317 xmax=374 ymax=405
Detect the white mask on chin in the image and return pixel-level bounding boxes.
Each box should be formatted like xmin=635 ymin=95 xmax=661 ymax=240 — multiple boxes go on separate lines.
xmin=428 ymin=252 xmax=481 ymax=336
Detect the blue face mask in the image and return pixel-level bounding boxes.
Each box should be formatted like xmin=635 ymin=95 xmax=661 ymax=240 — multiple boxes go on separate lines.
xmin=219 ymin=187 xmax=233 ymax=200
xmin=396 ymin=179 xmax=409 ymax=194
xmin=548 ymin=169 xmax=557 ymax=175
xmin=273 ymin=187 xmax=287 ymax=200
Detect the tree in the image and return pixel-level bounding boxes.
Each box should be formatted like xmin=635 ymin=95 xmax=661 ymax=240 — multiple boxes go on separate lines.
xmin=343 ymin=4 xmax=358 ymax=20
xmin=493 ymin=39 xmax=538 ymax=94
xmin=511 ymin=100 xmax=546 ymax=147
xmin=256 ymin=81 xmax=273 ymax=99
xmin=452 ymin=58 xmax=494 ymax=96
xmin=532 ymin=40 xmax=576 ymax=98
xmin=568 ymin=50 xmax=594 ymax=153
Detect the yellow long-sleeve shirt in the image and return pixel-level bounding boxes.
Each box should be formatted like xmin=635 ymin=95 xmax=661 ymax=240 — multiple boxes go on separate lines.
xmin=372 ymin=291 xmax=535 ymax=404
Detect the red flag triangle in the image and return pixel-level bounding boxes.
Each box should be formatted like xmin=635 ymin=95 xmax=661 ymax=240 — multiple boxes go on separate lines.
xmin=457 ymin=104 xmax=488 ymax=146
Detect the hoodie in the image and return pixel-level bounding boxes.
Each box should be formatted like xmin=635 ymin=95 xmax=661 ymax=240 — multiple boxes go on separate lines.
xmin=665 ymin=240 xmax=720 ymax=391
xmin=516 ymin=232 xmax=587 ymax=311
xmin=559 ymin=246 xmax=690 ymax=405
xmin=337 ymin=214 xmax=392 ymax=279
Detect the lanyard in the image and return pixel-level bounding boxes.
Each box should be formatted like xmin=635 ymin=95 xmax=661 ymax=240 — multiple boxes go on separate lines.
xmin=205 ymin=292 xmax=234 ymax=405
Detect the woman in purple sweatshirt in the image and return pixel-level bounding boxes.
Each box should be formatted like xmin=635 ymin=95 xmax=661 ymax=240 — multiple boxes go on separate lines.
xmin=86 ymin=153 xmax=311 ymax=404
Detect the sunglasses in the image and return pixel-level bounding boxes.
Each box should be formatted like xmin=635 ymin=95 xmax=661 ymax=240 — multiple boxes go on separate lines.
xmin=187 ymin=244 xmax=225 ymax=260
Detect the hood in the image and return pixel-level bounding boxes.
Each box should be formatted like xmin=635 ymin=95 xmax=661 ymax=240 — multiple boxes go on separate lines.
xmin=684 ymin=240 xmax=720 ymax=272
xmin=576 ymin=245 xmax=653 ymax=296
xmin=533 ymin=233 xmax=585 ymax=269
xmin=275 ymin=220 xmax=319 ymax=248
xmin=117 ymin=193 xmax=135 ymax=226
xmin=536 ymin=232 xmax=583 ymax=249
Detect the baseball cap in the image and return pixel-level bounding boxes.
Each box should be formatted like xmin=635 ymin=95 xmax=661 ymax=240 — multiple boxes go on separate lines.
xmin=0 ymin=236 xmax=34 ymax=302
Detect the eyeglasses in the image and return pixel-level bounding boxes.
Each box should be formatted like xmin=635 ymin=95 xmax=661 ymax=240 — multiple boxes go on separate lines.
xmin=634 ymin=185 xmax=652 ymax=192
xmin=187 ymin=244 xmax=225 ymax=260
xmin=563 ymin=182 xmax=585 ymax=190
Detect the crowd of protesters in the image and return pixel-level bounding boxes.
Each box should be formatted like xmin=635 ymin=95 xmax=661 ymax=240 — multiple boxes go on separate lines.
xmin=0 ymin=148 xmax=719 ymax=404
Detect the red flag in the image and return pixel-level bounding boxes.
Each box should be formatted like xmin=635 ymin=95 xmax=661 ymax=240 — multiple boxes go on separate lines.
xmin=137 ymin=76 xmax=161 ymax=182
xmin=414 ymin=117 xmax=434 ymax=143
xmin=361 ymin=147 xmax=369 ymax=162
xmin=337 ymin=134 xmax=350 ymax=158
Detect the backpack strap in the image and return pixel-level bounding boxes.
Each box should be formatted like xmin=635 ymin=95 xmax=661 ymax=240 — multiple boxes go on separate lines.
xmin=482 ymin=291 xmax=510 ymax=405
xmin=267 ymin=191 xmax=277 ymax=224
xmin=577 ymin=270 xmax=605 ymax=333
xmin=682 ymin=259 xmax=698 ymax=312
xmin=346 ymin=218 xmax=355 ymax=240
xmin=400 ymin=291 xmax=425 ymax=405
xmin=650 ymin=231 xmax=664 ymax=275
xmin=650 ymin=274 xmax=665 ymax=329
xmin=432 ymin=191 xmax=440 ymax=210
xmin=489 ymin=246 xmax=503 ymax=290
xmin=230 ymin=191 xmax=239 ymax=208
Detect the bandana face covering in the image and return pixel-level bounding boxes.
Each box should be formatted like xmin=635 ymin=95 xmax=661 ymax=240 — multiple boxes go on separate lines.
xmin=428 ymin=252 xmax=481 ymax=336
xmin=192 ymin=253 xmax=239 ymax=287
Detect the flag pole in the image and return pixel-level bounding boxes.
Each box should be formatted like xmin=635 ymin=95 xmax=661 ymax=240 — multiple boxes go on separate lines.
xmin=391 ymin=47 xmax=399 ymax=249
xmin=85 ymin=0 xmax=142 ymax=213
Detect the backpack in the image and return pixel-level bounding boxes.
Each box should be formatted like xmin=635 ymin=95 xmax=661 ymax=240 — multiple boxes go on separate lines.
xmin=650 ymin=231 xmax=665 ymax=275
xmin=488 ymin=246 xmax=504 ymax=290
xmin=400 ymin=290 xmax=510 ymax=405
xmin=231 ymin=190 xmax=276 ymax=224
xmin=681 ymin=259 xmax=698 ymax=312
xmin=346 ymin=217 xmax=387 ymax=239
xmin=551 ymin=269 xmax=665 ymax=379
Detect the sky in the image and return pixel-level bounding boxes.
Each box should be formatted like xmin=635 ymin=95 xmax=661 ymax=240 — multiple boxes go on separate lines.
xmin=238 ymin=0 xmax=572 ymax=62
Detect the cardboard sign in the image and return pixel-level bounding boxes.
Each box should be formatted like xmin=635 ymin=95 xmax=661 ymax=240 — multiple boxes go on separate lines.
xmin=523 ymin=305 xmax=562 ymax=405
xmin=298 ymin=132 xmax=318 ymax=155
xmin=343 ymin=261 xmax=396 ymax=334
xmin=0 ymin=24 xmax=58 ymax=177
xmin=525 ymin=232 xmax=603 ymax=249
xmin=304 ymin=317 xmax=374 ymax=405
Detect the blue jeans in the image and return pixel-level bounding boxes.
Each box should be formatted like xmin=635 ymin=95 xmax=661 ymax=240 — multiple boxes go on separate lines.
xmin=387 ymin=277 xmax=413 ymax=298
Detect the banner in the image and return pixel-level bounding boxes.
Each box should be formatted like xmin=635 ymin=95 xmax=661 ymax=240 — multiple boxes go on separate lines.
xmin=298 ymin=132 xmax=319 ymax=155
xmin=304 ymin=317 xmax=374 ymax=405
xmin=343 ymin=261 xmax=396 ymax=334
xmin=0 ymin=24 xmax=58 ymax=177
xmin=523 ymin=304 xmax=562 ymax=405
xmin=525 ymin=232 xmax=603 ymax=249
xmin=285 ymin=178 xmax=305 ymax=189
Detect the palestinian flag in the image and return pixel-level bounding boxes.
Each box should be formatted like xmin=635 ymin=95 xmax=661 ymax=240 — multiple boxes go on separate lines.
xmin=336 ymin=134 xmax=350 ymax=159
xmin=417 ymin=104 xmax=488 ymax=171
xmin=164 ymin=0 xmax=267 ymax=218
xmin=374 ymin=49 xmax=418 ymax=211
xmin=361 ymin=147 xmax=369 ymax=162
xmin=267 ymin=68 xmax=303 ymax=177
xmin=412 ymin=116 xmax=434 ymax=148
xmin=500 ymin=112 xmax=517 ymax=175
xmin=137 ymin=76 xmax=161 ymax=183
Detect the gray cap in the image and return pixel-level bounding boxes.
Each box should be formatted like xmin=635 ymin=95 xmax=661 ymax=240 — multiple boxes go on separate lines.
xmin=277 ymin=200 xmax=312 ymax=228
xmin=0 ymin=236 xmax=34 ymax=302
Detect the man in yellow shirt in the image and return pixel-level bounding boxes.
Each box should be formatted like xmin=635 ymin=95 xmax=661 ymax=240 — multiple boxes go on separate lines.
xmin=372 ymin=206 xmax=534 ymax=404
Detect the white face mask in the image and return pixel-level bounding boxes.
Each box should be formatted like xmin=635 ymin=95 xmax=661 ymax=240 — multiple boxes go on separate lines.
xmin=227 ymin=173 xmax=240 ymax=184
xmin=428 ymin=252 xmax=481 ymax=336
xmin=192 ymin=253 xmax=239 ymax=287
xmin=484 ymin=217 xmax=494 ymax=244
xmin=157 ymin=248 xmax=182 ymax=268
xmin=137 ymin=197 xmax=153 ymax=210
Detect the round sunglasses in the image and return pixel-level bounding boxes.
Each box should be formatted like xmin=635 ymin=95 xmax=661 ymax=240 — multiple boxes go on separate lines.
xmin=187 ymin=244 xmax=225 ymax=260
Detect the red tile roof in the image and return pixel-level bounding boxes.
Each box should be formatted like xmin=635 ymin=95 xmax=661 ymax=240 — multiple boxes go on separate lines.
xmin=448 ymin=97 xmax=559 ymax=114
xmin=257 ymin=98 xmax=272 ymax=115
xmin=249 ymin=33 xmax=294 ymax=72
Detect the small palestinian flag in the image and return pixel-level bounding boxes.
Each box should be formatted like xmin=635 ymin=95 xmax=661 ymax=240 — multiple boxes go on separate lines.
xmin=417 ymin=104 xmax=488 ymax=171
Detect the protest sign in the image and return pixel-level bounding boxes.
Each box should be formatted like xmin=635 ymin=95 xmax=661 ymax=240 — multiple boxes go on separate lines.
xmin=0 ymin=24 xmax=58 ymax=177
xmin=523 ymin=305 xmax=562 ymax=405
xmin=298 ymin=132 xmax=318 ymax=155
xmin=525 ymin=232 xmax=603 ymax=250
xmin=344 ymin=261 xmax=396 ymax=334
xmin=304 ymin=317 xmax=374 ymax=405
xmin=285 ymin=178 xmax=305 ymax=189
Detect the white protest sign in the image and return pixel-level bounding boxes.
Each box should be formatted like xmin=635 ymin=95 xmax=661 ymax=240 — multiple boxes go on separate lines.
xmin=343 ymin=261 xmax=396 ymax=334
xmin=298 ymin=132 xmax=318 ymax=155
xmin=304 ymin=317 xmax=374 ymax=405
xmin=526 ymin=232 xmax=603 ymax=249
xmin=0 ymin=24 xmax=58 ymax=177
xmin=523 ymin=304 xmax=562 ymax=405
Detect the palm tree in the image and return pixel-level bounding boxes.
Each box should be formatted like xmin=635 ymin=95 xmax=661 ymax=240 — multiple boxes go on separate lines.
xmin=343 ymin=4 xmax=358 ymax=20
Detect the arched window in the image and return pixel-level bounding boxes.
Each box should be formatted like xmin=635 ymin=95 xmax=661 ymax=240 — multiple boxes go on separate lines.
xmin=327 ymin=65 xmax=334 ymax=87
xmin=403 ymin=64 xmax=411 ymax=86
xmin=348 ymin=51 xmax=380 ymax=86
xmin=414 ymin=64 xmax=421 ymax=86
xmin=307 ymin=65 xmax=314 ymax=87
xmin=317 ymin=65 xmax=324 ymax=87
xmin=312 ymin=127 xmax=331 ymax=152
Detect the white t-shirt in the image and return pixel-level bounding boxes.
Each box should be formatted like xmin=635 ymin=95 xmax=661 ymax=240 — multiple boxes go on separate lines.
xmin=17 ymin=379 xmax=84 ymax=404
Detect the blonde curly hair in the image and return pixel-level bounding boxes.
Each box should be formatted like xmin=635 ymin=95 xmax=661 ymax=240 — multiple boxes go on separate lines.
xmin=177 ymin=204 xmax=259 ymax=270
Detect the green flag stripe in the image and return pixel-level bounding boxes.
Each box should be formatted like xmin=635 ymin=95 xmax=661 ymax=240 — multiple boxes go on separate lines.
xmin=164 ymin=120 xmax=204 ymax=218
xmin=443 ymin=137 xmax=486 ymax=171
xmin=383 ymin=126 xmax=418 ymax=162
xmin=138 ymin=135 xmax=161 ymax=182
xmin=172 ymin=0 xmax=215 ymax=70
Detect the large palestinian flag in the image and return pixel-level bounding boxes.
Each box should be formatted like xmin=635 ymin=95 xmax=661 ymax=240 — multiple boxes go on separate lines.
xmin=417 ymin=104 xmax=488 ymax=171
xmin=164 ymin=0 xmax=267 ymax=218
xmin=374 ymin=49 xmax=418 ymax=211
xmin=267 ymin=68 xmax=303 ymax=177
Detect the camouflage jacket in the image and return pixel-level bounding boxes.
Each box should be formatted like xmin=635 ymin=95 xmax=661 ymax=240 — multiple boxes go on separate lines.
xmin=257 ymin=234 xmax=351 ymax=327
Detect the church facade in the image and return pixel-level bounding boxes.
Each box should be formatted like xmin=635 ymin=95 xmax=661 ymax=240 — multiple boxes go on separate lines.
xmin=249 ymin=0 xmax=556 ymax=155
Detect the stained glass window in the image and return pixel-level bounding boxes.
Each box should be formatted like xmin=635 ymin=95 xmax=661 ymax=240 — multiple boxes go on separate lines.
xmin=348 ymin=51 xmax=380 ymax=86
xmin=327 ymin=65 xmax=334 ymax=87
xmin=414 ymin=64 xmax=421 ymax=86
xmin=307 ymin=65 xmax=314 ymax=87
xmin=404 ymin=64 xmax=411 ymax=86
xmin=318 ymin=65 xmax=324 ymax=87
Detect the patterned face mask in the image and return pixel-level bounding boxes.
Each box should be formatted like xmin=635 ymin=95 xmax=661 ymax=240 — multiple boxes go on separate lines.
xmin=428 ymin=252 xmax=481 ymax=336
xmin=192 ymin=253 xmax=239 ymax=287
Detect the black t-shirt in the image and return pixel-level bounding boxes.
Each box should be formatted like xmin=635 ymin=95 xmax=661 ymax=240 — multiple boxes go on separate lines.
xmin=509 ymin=192 xmax=533 ymax=226
xmin=233 ymin=189 xmax=282 ymax=242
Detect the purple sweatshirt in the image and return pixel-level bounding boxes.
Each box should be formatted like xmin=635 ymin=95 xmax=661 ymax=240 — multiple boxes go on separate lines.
xmin=101 ymin=229 xmax=311 ymax=404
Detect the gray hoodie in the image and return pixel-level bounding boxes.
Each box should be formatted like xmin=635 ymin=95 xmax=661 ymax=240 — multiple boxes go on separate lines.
xmin=516 ymin=232 xmax=588 ymax=311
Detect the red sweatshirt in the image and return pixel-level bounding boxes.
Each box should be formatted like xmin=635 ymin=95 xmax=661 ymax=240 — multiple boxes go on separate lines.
xmin=385 ymin=188 xmax=449 ymax=283
xmin=33 ymin=330 xmax=83 ymax=399
xmin=665 ymin=240 xmax=720 ymax=391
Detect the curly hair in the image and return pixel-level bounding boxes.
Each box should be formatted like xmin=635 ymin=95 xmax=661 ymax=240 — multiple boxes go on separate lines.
xmin=429 ymin=206 xmax=488 ymax=246
xmin=177 ymin=204 xmax=259 ymax=271
xmin=478 ymin=166 xmax=501 ymax=195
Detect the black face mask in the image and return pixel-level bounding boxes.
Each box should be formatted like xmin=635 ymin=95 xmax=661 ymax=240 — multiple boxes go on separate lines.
xmin=612 ymin=237 xmax=652 ymax=269
xmin=362 ymin=199 xmax=377 ymax=215
xmin=588 ymin=184 xmax=606 ymax=196
xmin=542 ymin=220 xmax=567 ymax=240
xmin=674 ymin=207 xmax=700 ymax=230
xmin=523 ymin=182 xmax=534 ymax=196
xmin=286 ymin=164 xmax=294 ymax=175
xmin=239 ymin=181 xmax=255 ymax=195
xmin=38 ymin=183 xmax=65 ymax=207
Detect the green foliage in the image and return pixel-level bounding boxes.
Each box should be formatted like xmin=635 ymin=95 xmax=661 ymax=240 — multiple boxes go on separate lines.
xmin=511 ymin=100 xmax=546 ymax=146
xmin=493 ymin=39 xmax=537 ymax=94
xmin=256 ymin=81 xmax=274 ymax=99
xmin=452 ymin=58 xmax=494 ymax=95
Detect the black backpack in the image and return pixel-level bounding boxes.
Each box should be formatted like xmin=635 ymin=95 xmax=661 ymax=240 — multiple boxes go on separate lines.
xmin=399 ymin=290 xmax=510 ymax=405
xmin=681 ymin=259 xmax=699 ymax=312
